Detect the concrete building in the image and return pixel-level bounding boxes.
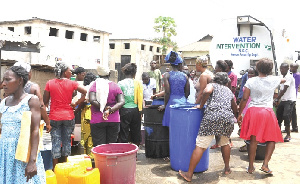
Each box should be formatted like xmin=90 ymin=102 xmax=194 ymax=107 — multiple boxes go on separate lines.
xmin=179 ymin=35 xmax=213 ymax=71
xmin=0 ymin=17 xmax=110 ymax=69
xmin=109 ymin=38 xmax=172 ymax=81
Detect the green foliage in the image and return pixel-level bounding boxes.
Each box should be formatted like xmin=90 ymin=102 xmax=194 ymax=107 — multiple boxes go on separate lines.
xmin=153 ymin=16 xmax=177 ymax=54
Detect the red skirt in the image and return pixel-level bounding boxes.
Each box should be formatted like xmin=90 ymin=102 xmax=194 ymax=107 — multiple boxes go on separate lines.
xmin=240 ymin=107 xmax=283 ymax=143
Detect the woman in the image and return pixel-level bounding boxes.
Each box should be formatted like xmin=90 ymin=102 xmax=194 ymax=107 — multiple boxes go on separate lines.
xmin=190 ymin=70 xmax=196 ymax=82
xmin=238 ymin=58 xmax=285 ymax=174
xmin=0 ymin=66 xmax=46 ymax=183
xmin=161 ymin=51 xmax=190 ymax=127
xmin=89 ymin=65 xmax=125 ymax=146
xmin=118 ymin=63 xmax=143 ymax=146
xmin=179 ymin=72 xmax=238 ymax=182
xmin=75 ymin=72 xmax=97 ymax=156
xmin=43 ymin=62 xmax=87 ymax=169
xmin=195 ymin=56 xmax=214 ymax=104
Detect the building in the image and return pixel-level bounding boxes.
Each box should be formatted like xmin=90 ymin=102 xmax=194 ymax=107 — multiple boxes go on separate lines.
xmin=0 ymin=17 xmax=110 ymax=69
xmin=179 ymin=35 xmax=213 ymax=71
xmin=109 ymin=38 xmax=172 ymax=81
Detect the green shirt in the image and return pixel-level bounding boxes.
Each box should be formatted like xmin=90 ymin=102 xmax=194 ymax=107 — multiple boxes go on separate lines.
xmin=149 ymin=69 xmax=162 ymax=92
xmin=118 ymin=78 xmax=137 ymax=108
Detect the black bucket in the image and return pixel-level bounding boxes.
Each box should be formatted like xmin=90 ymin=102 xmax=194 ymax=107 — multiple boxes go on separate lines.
xmin=143 ymin=108 xmax=169 ymax=158
xmin=245 ymin=140 xmax=266 ymax=160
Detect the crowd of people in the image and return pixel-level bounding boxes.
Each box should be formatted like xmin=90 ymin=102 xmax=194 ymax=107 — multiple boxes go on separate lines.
xmin=0 ymin=50 xmax=299 ymax=182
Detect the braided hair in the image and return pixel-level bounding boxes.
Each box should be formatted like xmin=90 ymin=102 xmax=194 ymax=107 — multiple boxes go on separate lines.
xmin=9 ymin=66 xmax=29 ymax=87
xmin=54 ymin=62 xmax=69 ymax=78
xmin=121 ymin=63 xmax=137 ymax=76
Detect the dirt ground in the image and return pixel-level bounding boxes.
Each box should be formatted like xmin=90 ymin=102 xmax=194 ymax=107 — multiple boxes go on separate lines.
xmin=135 ymin=97 xmax=300 ymax=184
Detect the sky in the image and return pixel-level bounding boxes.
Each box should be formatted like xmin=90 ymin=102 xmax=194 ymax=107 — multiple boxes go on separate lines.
xmin=1 ymin=0 xmax=299 ymax=48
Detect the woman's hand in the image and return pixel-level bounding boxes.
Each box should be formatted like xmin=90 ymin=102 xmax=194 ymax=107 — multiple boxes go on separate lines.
xmin=158 ymin=105 xmax=165 ymax=111
xmin=103 ymin=110 xmax=109 ymax=120
xmin=46 ymin=124 xmax=52 ymax=133
xmin=25 ymin=161 xmax=37 ymax=182
xmin=237 ymin=115 xmax=243 ymax=127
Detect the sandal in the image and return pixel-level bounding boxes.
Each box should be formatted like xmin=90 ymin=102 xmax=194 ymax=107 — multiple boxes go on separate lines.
xmin=246 ymin=167 xmax=255 ymax=174
xmin=284 ymin=136 xmax=291 ymax=142
xmin=210 ymin=144 xmax=220 ymax=149
xmin=259 ymin=167 xmax=272 ymax=174
xmin=239 ymin=145 xmax=247 ymax=152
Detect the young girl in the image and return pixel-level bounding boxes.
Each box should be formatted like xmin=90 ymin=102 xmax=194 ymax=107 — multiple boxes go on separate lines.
xmin=179 ymin=72 xmax=238 ymax=182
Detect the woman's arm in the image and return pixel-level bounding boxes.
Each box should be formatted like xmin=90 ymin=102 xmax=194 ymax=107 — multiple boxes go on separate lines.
xmin=163 ymin=73 xmax=170 ymax=107
xmin=26 ymin=96 xmax=41 ymax=182
xmin=184 ymin=75 xmax=190 ymax=99
xmin=195 ymin=74 xmax=209 ymax=104
xmin=43 ymin=90 xmax=50 ymax=107
xmin=199 ymin=83 xmax=213 ymax=108
xmin=231 ymin=98 xmax=238 ymax=118
xmin=237 ymin=87 xmax=250 ymax=126
xmin=73 ymin=85 xmax=87 ymax=107
xmin=31 ymin=84 xmax=51 ymax=133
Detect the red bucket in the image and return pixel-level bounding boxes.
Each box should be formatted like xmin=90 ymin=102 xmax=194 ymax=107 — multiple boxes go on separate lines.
xmin=91 ymin=143 xmax=139 ymax=184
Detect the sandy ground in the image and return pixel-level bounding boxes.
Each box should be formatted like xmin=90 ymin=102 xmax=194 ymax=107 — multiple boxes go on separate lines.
xmin=135 ymin=97 xmax=300 ymax=184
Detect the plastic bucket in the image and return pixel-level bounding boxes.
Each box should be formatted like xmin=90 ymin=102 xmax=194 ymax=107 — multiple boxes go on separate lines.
xmin=92 ymin=143 xmax=139 ymax=184
xmin=245 ymin=140 xmax=266 ymax=160
xmin=169 ymin=104 xmax=209 ymax=172
xmin=143 ymin=108 xmax=169 ymax=158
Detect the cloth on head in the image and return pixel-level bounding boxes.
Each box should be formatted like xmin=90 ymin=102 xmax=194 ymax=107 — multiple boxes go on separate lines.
xmin=95 ymin=78 xmax=110 ymax=112
xmin=165 ymin=51 xmax=183 ymax=65
xmin=96 ymin=65 xmax=110 ymax=76
xmin=14 ymin=61 xmax=31 ymax=72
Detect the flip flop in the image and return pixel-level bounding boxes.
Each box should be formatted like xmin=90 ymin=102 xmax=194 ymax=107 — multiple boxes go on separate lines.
xmin=179 ymin=170 xmax=192 ymax=182
xmin=284 ymin=136 xmax=291 ymax=142
xmin=246 ymin=167 xmax=255 ymax=174
xmin=259 ymin=167 xmax=273 ymax=174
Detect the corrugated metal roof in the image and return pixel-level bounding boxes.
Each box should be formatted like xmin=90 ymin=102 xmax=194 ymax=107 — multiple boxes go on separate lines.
xmin=178 ymin=41 xmax=211 ymax=52
xmin=0 ymin=17 xmax=111 ymax=34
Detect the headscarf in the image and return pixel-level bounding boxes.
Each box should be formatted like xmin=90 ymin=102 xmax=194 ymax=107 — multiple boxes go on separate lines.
xmin=165 ymin=51 xmax=183 ymax=65
xmin=14 ymin=61 xmax=31 ymax=72
xmin=96 ymin=65 xmax=110 ymax=76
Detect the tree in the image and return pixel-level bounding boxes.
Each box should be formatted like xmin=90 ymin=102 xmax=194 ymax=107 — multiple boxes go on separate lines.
xmin=153 ymin=16 xmax=177 ymax=54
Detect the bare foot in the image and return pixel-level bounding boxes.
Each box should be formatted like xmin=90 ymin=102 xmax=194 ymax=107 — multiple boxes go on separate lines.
xmin=224 ymin=168 xmax=232 ymax=175
xmin=179 ymin=170 xmax=192 ymax=182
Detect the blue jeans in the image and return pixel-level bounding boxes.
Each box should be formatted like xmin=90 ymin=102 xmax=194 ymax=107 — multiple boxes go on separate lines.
xmin=50 ymin=119 xmax=75 ymax=159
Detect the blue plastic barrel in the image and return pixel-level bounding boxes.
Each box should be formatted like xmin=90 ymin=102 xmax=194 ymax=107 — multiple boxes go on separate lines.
xmin=169 ymin=104 xmax=209 ymax=172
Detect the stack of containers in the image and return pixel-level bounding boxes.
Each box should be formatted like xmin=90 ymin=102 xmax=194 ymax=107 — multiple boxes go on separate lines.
xmin=54 ymin=162 xmax=81 ymax=184
xmin=68 ymin=167 xmax=100 ymax=184
xmin=45 ymin=170 xmax=57 ymax=184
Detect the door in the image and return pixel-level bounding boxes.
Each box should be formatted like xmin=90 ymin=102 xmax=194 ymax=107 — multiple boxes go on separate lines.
xmin=115 ymin=55 xmax=131 ymax=82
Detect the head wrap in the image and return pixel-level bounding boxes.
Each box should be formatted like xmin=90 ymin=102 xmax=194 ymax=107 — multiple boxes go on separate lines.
xmin=14 ymin=61 xmax=31 ymax=72
xmin=165 ymin=51 xmax=183 ymax=65
xmin=196 ymin=56 xmax=208 ymax=67
xmin=96 ymin=65 xmax=110 ymax=76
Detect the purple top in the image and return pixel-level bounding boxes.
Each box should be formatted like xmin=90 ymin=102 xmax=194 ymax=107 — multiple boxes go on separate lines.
xmin=89 ymin=81 xmax=123 ymax=123
xmin=293 ymin=72 xmax=300 ymax=96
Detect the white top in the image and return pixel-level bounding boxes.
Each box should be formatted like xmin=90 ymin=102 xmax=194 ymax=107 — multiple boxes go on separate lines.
xmin=245 ymin=76 xmax=281 ymax=108
xmin=280 ymin=72 xmax=297 ymax=102
xmin=187 ymin=78 xmax=196 ymax=104
xmin=143 ymin=78 xmax=156 ymax=101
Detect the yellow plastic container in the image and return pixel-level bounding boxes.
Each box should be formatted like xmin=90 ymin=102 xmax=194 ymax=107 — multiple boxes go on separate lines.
xmin=54 ymin=162 xmax=81 ymax=184
xmin=68 ymin=167 xmax=100 ymax=184
xmin=67 ymin=154 xmax=92 ymax=168
xmin=45 ymin=170 xmax=57 ymax=184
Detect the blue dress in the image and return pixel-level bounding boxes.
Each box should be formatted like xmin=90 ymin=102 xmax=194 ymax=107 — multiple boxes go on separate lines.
xmin=162 ymin=71 xmax=187 ymax=126
xmin=0 ymin=95 xmax=46 ymax=184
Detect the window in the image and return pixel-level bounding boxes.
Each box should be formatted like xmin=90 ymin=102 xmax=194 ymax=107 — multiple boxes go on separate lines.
xmin=149 ymin=46 xmax=153 ymax=51
xmin=65 ymin=30 xmax=74 ymax=39
xmin=141 ymin=44 xmax=145 ymax=50
xmin=124 ymin=43 xmax=130 ymax=49
xmin=156 ymin=47 xmax=160 ymax=53
xmin=49 ymin=27 xmax=59 ymax=37
xmin=93 ymin=36 xmax=100 ymax=42
xmin=80 ymin=33 xmax=87 ymax=41
xmin=25 ymin=26 xmax=31 ymax=34
xmin=109 ymin=43 xmax=115 ymax=49
xmin=8 ymin=27 xmax=14 ymax=32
